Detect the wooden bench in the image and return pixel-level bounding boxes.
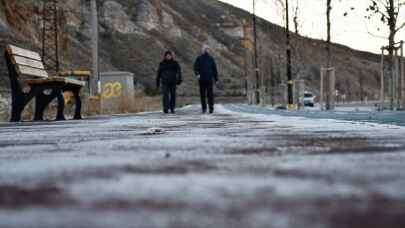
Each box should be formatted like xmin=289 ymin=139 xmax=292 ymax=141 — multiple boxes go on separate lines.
xmin=4 ymin=44 xmax=86 ymax=122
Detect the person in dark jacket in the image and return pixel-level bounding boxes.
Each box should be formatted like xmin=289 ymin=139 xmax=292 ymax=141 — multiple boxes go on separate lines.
xmin=194 ymin=44 xmax=218 ymax=113
xmin=156 ymin=50 xmax=182 ymax=114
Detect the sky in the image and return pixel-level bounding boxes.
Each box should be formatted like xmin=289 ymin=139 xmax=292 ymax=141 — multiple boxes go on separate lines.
xmin=219 ymin=0 xmax=405 ymax=54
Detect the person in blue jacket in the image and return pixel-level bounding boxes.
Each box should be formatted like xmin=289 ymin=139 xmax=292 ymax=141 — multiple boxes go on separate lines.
xmin=194 ymin=44 xmax=218 ymax=113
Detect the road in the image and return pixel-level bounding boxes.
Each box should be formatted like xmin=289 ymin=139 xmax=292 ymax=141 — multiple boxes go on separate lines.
xmin=226 ymin=103 xmax=405 ymax=126
xmin=0 ymin=104 xmax=405 ymax=228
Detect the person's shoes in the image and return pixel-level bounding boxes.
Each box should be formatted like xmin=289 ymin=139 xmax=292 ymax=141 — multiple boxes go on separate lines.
xmin=164 ymin=110 xmax=169 ymax=114
xmin=170 ymin=110 xmax=175 ymax=114
xmin=209 ymin=109 xmax=214 ymax=114
xmin=202 ymin=109 xmax=207 ymax=114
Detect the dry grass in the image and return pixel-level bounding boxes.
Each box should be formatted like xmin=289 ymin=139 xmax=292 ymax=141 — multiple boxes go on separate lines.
xmin=131 ymin=95 xmax=161 ymax=113
xmin=71 ymin=94 xmax=161 ymax=116
xmin=0 ymin=94 xmax=169 ymax=122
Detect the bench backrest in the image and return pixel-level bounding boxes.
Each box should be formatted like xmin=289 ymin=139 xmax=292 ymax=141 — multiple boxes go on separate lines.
xmin=6 ymin=45 xmax=49 ymax=79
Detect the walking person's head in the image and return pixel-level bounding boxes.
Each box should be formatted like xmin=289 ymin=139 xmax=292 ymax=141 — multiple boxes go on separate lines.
xmin=164 ymin=50 xmax=174 ymax=61
xmin=201 ymin=44 xmax=210 ymax=54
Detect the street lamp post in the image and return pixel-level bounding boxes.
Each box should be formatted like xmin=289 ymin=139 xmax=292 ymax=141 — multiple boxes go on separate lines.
xmin=252 ymin=0 xmax=260 ymax=105
xmin=285 ymin=0 xmax=294 ymax=109
xmin=90 ymin=0 xmax=100 ymax=95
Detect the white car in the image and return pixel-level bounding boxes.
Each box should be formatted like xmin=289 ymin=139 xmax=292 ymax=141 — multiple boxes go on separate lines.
xmin=303 ymin=92 xmax=315 ymax=107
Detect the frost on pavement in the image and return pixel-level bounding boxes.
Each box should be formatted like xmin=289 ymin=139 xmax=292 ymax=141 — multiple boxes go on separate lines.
xmin=0 ymin=105 xmax=404 ymax=228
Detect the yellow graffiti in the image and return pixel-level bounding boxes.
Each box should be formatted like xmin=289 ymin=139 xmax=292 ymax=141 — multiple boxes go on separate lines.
xmin=102 ymin=82 xmax=123 ymax=98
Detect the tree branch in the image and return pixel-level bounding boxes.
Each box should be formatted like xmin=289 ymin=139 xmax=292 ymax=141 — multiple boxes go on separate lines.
xmin=395 ymin=22 xmax=405 ymax=32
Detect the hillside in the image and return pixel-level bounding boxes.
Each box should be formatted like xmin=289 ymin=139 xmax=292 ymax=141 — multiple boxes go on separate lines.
xmin=0 ymin=0 xmax=381 ymax=119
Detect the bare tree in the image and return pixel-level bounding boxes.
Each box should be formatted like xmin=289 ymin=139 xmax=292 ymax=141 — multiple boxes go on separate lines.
xmin=366 ymin=1 xmax=405 ymax=56
xmin=345 ymin=0 xmax=404 ymax=109
xmin=291 ymin=1 xmax=305 ymax=82
xmin=293 ymin=0 xmax=300 ymax=35
xmin=326 ymin=0 xmax=332 ymax=68
xmin=346 ymin=1 xmax=405 ymax=67
xmin=322 ymin=0 xmax=335 ymax=110
xmin=273 ymin=0 xmax=293 ymax=107
xmin=285 ymin=0 xmax=294 ymax=108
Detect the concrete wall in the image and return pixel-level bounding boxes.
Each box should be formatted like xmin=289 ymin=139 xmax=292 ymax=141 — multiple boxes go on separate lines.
xmin=100 ymin=72 xmax=135 ymax=114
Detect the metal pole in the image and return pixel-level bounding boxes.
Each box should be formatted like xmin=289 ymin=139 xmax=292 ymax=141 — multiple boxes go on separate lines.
xmin=391 ymin=51 xmax=395 ymax=110
xmin=285 ymin=0 xmax=294 ymax=109
xmin=329 ymin=68 xmax=336 ymax=110
xmin=281 ymin=83 xmax=287 ymax=108
xmin=90 ymin=0 xmax=99 ymax=95
xmin=53 ymin=0 xmax=59 ymax=73
xmin=320 ymin=68 xmax=324 ymax=111
xmin=380 ymin=48 xmax=385 ymax=111
xmin=400 ymin=41 xmax=405 ymax=110
xmin=252 ymin=0 xmax=260 ymax=105
xmin=242 ymin=20 xmax=253 ymax=105
xmin=41 ymin=0 xmax=46 ymax=66
xmin=395 ymin=49 xmax=400 ymax=110
xmin=260 ymin=67 xmax=266 ymax=106
xmin=242 ymin=22 xmax=249 ymax=104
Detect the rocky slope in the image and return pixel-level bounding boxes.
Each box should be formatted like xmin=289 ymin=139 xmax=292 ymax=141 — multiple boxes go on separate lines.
xmin=0 ymin=0 xmax=381 ymax=117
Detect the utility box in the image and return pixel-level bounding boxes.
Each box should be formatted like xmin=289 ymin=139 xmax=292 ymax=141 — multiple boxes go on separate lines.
xmin=100 ymin=72 xmax=135 ymax=114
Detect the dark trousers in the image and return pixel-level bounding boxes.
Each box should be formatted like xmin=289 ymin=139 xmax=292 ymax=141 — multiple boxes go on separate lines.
xmin=162 ymin=84 xmax=176 ymax=113
xmin=199 ymin=80 xmax=214 ymax=112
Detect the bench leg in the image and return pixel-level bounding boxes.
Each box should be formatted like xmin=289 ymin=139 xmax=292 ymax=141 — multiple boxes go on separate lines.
xmin=72 ymin=89 xmax=82 ymax=120
xmin=34 ymin=95 xmax=46 ymax=121
xmin=10 ymin=99 xmax=25 ymax=122
xmin=10 ymin=91 xmax=36 ymax=122
xmin=55 ymin=90 xmax=66 ymax=121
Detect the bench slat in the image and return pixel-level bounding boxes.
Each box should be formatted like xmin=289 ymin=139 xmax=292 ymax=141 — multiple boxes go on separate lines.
xmin=59 ymin=70 xmax=91 ymax=78
xmin=24 ymin=77 xmax=86 ymax=87
xmin=17 ymin=65 xmax=49 ymax=78
xmin=62 ymin=78 xmax=86 ymax=86
xmin=13 ymin=56 xmax=45 ymax=70
xmin=7 ymin=45 xmax=42 ymax=61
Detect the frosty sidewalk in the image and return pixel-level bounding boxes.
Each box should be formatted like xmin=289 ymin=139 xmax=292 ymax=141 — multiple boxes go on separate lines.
xmin=0 ymin=104 xmax=404 ymax=228
xmin=225 ymin=103 xmax=405 ymax=126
